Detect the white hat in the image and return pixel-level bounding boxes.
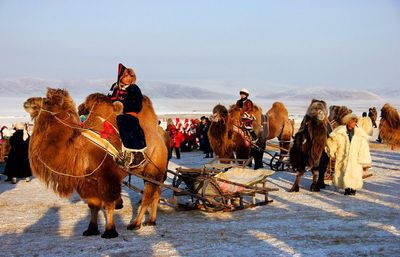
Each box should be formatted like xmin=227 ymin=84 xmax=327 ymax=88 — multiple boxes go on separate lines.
xmin=341 ymin=113 xmax=358 ymax=124
xmin=240 ymin=88 xmax=249 ymax=96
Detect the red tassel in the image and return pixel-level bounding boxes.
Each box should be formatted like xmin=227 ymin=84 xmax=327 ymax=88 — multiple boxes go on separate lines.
xmin=100 ymin=121 xmax=116 ymax=139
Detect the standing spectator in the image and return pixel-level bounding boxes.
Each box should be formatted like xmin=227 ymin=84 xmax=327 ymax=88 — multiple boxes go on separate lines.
xmin=169 ymin=126 xmax=184 ymax=159
xmin=326 ymin=114 xmax=372 ymax=196
xmin=200 ymin=116 xmax=213 ymax=158
xmin=4 ymin=122 xmax=32 ymax=183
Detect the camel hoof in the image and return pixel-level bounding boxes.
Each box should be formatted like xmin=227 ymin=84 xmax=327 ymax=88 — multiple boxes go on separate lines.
xmin=143 ymin=221 xmax=156 ymax=227
xmin=101 ymin=227 xmax=118 ymax=239
xmin=288 ymin=185 xmax=299 ymax=192
xmin=82 ymin=223 xmax=100 ymax=236
xmin=127 ymin=223 xmax=141 ymax=230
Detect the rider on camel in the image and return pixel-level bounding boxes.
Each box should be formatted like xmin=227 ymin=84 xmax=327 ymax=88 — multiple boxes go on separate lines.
xmin=108 ymin=63 xmax=146 ymax=168
xmin=236 ymin=88 xmax=258 ymax=143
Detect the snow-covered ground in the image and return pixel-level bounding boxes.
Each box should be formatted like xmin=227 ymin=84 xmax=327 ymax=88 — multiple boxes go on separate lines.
xmin=0 ymin=138 xmax=399 ymax=257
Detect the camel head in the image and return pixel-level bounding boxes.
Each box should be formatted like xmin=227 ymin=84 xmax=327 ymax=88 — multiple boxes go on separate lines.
xmin=24 ymin=96 xmax=44 ymax=119
xmin=24 ymin=88 xmax=76 ymax=119
xmin=82 ymin=93 xmax=123 ymax=117
xmin=210 ymin=104 xmax=228 ymax=123
xmin=306 ymin=99 xmax=328 ymax=122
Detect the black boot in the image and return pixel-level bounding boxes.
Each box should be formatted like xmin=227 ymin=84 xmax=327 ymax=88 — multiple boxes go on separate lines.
xmin=350 ymin=189 xmax=356 ymax=195
xmin=344 ymin=188 xmax=351 ymax=195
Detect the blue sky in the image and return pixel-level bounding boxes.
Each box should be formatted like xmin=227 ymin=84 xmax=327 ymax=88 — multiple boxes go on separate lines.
xmin=0 ymin=0 xmax=399 ymax=90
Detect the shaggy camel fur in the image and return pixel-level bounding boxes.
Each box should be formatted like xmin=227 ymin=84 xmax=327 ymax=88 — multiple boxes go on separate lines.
xmin=379 ymin=103 xmax=400 ymax=148
xmin=208 ymin=102 xmax=293 ymax=169
xmin=81 ymin=93 xmax=168 ymax=231
xmin=289 ymin=99 xmax=329 ymax=192
xmin=24 ymin=88 xmax=126 ymax=238
xmin=208 ymin=104 xmax=251 ymax=160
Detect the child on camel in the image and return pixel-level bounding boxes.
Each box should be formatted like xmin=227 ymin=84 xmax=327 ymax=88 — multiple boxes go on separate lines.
xmin=108 ymin=63 xmax=146 ymax=168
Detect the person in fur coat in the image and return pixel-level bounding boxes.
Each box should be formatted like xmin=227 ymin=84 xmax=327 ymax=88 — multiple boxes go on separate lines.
xmin=326 ymin=113 xmax=372 ymax=195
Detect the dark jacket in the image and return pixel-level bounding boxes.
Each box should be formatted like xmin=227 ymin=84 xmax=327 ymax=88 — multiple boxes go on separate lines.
xmin=4 ymin=130 xmax=32 ymax=178
xmin=108 ymin=83 xmax=143 ymax=114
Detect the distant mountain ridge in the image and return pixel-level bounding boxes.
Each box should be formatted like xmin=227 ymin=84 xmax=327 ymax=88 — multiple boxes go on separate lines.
xmin=0 ymin=77 xmax=396 ymax=101
xmin=0 ymin=77 xmax=233 ymax=99
xmin=255 ymin=87 xmax=383 ymax=101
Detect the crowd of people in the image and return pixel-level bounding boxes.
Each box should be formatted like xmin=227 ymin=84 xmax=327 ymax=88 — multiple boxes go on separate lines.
xmin=164 ymin=116 xmax=213 ymax=159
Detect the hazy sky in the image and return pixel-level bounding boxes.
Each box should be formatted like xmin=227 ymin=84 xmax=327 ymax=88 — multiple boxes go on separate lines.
xmin=0 ymin=0 xmax=399 ymax=90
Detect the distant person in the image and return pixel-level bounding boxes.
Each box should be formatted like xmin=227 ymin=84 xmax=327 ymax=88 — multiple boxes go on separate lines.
xmin=357 ymin=112 xmax=373 ymax=136
xmin=4 ymin=122 xmax=32 ymax=183
xmin=236 ymin=88 xmax=252 ymax=109
xmin=326 ymin=114 xmax=371 ymax=196
xmin=169 ymin=126 xmax=184 ymax=159
xmin=200 ymin=116 xmax=213 ymax=158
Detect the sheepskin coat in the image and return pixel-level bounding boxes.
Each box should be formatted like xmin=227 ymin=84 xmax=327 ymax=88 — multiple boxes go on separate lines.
xmin=326 ymin=125 xmax=371 ymax=190
xmin=357 ymin=117 xmax=373 ymax=136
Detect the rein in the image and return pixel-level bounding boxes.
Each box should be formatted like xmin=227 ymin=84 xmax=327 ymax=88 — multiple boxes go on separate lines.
xmin=38 ymin=152 xmax=109 ymax=178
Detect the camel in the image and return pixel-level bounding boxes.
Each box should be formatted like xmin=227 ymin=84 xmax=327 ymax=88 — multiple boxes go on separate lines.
xmin=289 ymin=99 xmax=329 ymax=192
xmin=79 ymin=93 xmax=168 ymax=231
xmin=208 ymin=101 xmax=293 ymax=169
xmin=24 ymin=88 xmax=125 ymax=238
xmin=368 ymin=107 xmax=378 ymax=128
xmin=208 ymin=104 xmax=251 ymax=160
xmin=258 ymin=102 xmax=294 ymax=168
xmin=379 ymin=103 xmax=400 ymax=148
xmin=24 ymin=89 xmax=167 ymax=238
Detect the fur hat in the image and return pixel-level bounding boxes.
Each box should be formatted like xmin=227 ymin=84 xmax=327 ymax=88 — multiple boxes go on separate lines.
xmin=240 ymin=88 xmax=249 ymax=96
xmin=341 ymin=113 xmax=358 ymax=124
xmin=15 ymin=122 xmax=25 ymax=130
xmin=117 ymin=63 xmax=136 ymax=84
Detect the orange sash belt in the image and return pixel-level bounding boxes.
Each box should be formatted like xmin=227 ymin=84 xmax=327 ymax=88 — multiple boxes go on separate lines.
xmin=126 ymin=112 xmax=138 ymax=118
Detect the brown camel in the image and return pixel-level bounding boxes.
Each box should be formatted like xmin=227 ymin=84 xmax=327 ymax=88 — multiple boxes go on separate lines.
xmin=289 ymin=99 xmax=329 ymax=192
xmin=80 ymin=93 xmax=168 ymax=230
xmin=379 ymin=103 xmax=400 ymax=148
xmin=208 ymin=101 xmax=293 ymax=169
xmin=208 ymin=104 xmax=251 ymax=160
xmin=24 ymin=88 xmax=125 ymax=238
xmin=260 ymin=102 xmax=294 ymax=167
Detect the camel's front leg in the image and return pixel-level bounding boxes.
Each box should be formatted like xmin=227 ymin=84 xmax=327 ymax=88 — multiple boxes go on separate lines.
xmin=83 ymin=198 xmax=101 ymax=236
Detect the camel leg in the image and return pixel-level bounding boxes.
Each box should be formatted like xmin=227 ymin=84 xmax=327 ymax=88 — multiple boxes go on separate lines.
xmin=127 ymin=182 xmax=157 ymax=230
xmin=144 ymin=186 xmax=161 ymax=226
xmin=101 ymin=202 xmax=118 ymax=238
xmin=288 ymin=170 xmax=305 ymax=192
xmin=83 ymin=198 xmax=101 ymax=236
xmin=310 ymin=169 xmax=320 ymax=192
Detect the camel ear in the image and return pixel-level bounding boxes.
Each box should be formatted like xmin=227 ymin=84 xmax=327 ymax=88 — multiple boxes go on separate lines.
xmin=113 ymin=101 xmax=123 ymax=115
